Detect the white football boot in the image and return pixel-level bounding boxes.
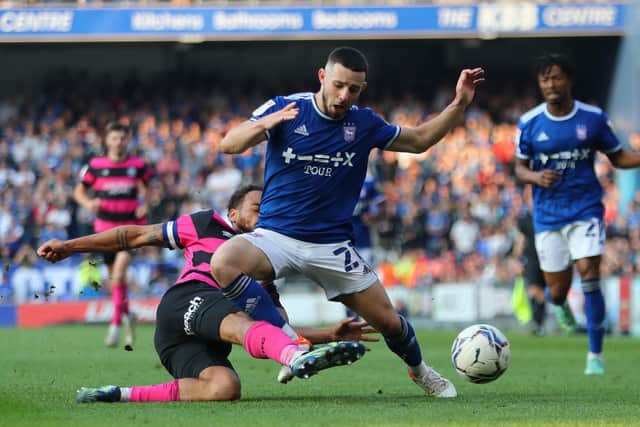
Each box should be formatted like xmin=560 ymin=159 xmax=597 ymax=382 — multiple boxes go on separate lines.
xmin=409 ymin=366 xmax=457 ymax=398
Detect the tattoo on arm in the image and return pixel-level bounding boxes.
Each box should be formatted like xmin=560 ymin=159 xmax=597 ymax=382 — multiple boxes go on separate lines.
xmin=116 ymin=229 xmax=130 ymax=251
xmin=144 ymin=225 xmax=165 ymax=246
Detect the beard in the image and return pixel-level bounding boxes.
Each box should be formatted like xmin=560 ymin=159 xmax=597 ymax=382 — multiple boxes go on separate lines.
xmin=546 ymin=94 xmax=563 ymax=104
xmin=321 ymin=88 xmax=346 ymax=119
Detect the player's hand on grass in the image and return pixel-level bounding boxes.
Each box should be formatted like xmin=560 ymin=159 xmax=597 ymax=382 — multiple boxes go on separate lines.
xmin=454 ymin=68 xmax=485 ymax=108
xmin=259 ymin=102 xmax=299 ymax=130
xmin=330 ymin=316 xmax=379 ymax=346
xmin=37 ymin=240 xmax=72 ymax=263
xmin=536 ymin=169 xmax=562 ymax=188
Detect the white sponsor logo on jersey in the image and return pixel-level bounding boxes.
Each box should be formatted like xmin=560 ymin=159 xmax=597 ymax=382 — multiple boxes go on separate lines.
xmin=281 ymin=147 xmax=355 ymax=168
xmin=281 ymin=148 xmax=357 ymax=177
xmin=537 ymin=148 xmax=592 ymax=169
xmin=102 ymin=181 xmax=136 ymax=195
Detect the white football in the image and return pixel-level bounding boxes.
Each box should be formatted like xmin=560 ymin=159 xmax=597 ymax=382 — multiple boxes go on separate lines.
xmin=451 ymin=324 xmax=510 ymax=384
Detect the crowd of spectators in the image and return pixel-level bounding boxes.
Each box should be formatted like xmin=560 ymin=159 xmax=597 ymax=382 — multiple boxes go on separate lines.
xmin=0 ymin=70 xmax=638 ymax=302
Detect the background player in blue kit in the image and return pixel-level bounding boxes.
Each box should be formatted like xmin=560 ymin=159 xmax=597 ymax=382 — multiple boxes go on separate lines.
xmin=515 ymin=53 xmax=640 ymax=375
xmin=352 ymin=171 xmax=386 ymax=268
xmin=346 ymin=172 xmax=386 ymax=319
xmin=209 ymin=47 xmax=484 ymax=397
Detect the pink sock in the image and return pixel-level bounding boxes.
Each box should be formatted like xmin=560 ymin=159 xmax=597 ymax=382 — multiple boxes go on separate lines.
xmin=111 ymin=283 xmax=128 ymax=326
xmin=244 ymin=321 xmax=299 ymax=365
xmin=129 ymin=380 xmax=180 ymax=402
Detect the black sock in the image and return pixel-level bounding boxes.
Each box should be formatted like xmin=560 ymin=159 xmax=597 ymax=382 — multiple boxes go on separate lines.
xmin=530 ymin=297 xmax=546 ymax=328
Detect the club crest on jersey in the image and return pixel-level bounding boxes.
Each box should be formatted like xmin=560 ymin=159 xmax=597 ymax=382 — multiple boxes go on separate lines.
xmin=343 ymin=126 xmax=356 ymax=142
xmin=127 ymin=167 xmax=137 ymax=177
xmin=576 ymin=125 xmax=587 ymax=141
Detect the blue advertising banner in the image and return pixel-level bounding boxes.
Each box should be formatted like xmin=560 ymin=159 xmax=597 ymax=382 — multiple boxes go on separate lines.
xmin=0 ymin=3 xmax=627 ymax=41
xmin=0 ymin=305 xmax=17 ymax=327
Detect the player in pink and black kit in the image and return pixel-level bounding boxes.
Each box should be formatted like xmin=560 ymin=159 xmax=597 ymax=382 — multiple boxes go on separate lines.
xmin=38 ymin=185 xmax=370 ymax=402
xmin=74 ymin=122 xmax=154 ymax=348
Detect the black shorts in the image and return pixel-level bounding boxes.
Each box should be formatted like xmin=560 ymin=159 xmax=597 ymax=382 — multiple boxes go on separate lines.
xmin=101 ymin=250 xmax=134 ymax=266
xmin=154 ymin=281 xmax=242 ymax=379
xmin=522 ymin=257 xmax=547 ymax=289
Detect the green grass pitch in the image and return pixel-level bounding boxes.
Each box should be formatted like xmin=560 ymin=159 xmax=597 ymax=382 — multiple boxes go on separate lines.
xmin=0 ymin=325 xmax=638 ymax=426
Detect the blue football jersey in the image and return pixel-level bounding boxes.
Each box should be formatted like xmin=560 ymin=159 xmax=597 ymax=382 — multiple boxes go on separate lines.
xmin=352 ymin=175 xmax=385 ymax=249
xmin=516 ymin=101 xmax=621 ymax=232
xmin=250 ymin=92 xmax=400 ymax=243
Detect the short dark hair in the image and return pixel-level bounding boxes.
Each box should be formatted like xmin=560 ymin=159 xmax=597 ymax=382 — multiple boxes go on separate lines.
xmin=105 ymin=121 xmax=130 ymax=135
xmin=534 ymin=52 xmax=575 ymax=80
xmin=327 ymin=47 xmax=368 ymax=73
xmin=228 ymin=184 xmax=263 ymax=211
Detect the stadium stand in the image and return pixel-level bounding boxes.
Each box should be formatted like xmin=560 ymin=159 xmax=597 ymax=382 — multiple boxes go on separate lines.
xmin=0 ymin=69 xmax=633 ymax=303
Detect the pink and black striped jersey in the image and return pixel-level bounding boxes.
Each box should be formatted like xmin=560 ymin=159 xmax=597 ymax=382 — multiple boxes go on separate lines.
xmin=80 ymin=156 xmax=154 ymax=232
xmin=162 ymin=210 xmax=236 ymax=288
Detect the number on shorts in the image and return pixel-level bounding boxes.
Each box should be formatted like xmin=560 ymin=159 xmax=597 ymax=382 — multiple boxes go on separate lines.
xmin=585 ymin=218 xmax=605 ymax=245
xmin=333 ymin=243 xmax=360 ymax=272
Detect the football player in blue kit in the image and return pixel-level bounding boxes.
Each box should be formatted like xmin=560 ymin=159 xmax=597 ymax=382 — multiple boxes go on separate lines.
xmin=515 ymin=53 xmax=640 ymax=375
xmin=210 ymin=46 xmax=484 ymax=397
xmin=346 ymin=172 xmax=386 ymax=320
xmin=352 ymin=172 xmax=385 ymax=268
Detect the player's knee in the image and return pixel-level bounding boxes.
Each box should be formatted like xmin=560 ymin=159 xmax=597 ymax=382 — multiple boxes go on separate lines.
xmin=219 ymin=312 xmax=253 ymax=344
xmin=375 ymin=312 xmax=403 ymax=337
xmin=111 ymin=272 xmax=127 ymax=284
xmin=547 ymin=288 xmax=566 ymax=305
xmin=202 ymin=373 xmax=241 ymax=401
xmin=210 ymin=250 xmax=237 ymax=286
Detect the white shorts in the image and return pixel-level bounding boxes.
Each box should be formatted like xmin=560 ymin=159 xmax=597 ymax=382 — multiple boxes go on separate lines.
xmin=354 ymin=247 xmax=375 ymax=267
xmin=240 ymin=228 xmax=379 ymax=300
xmin=534 ymin=218 xmax=605 ymax=273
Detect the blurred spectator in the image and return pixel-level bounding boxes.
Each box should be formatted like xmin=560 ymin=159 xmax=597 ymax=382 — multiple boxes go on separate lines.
xmin=450 ymin=203 xmax=480 ymax=259
xmin=0 ymin=69 xmax=636 ymax=300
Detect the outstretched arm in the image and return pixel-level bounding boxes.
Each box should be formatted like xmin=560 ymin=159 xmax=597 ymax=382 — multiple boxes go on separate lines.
xmin=266 ymin=284 xmax=378 ymax=344
xmin=388 ymin=68 xmax=485 ymax=154
xmin=221 ymin=102 xmax=299 ymax=154
xmin=37 ymin=224 xmax=164 ymax=263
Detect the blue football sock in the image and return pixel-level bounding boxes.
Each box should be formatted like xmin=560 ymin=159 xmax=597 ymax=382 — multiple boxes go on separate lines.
xmin=582 ymin=279 xmax=605 ymax=354
xmin=222 ymin=275 xmax=285 ymax=328
xmin=384 ymin=315 xmax=423 ymax=367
